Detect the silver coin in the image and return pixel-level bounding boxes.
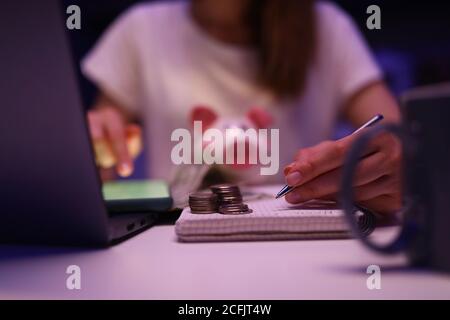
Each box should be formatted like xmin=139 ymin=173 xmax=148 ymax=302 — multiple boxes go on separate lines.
xmin=210 ymin=183 xmax=238 ymax=189
xmin=191 ymin=211 xmax=217 ymax=214
xmin=220 ymin=203 xmax=248 ymax=209
xmin=190 ymin=185 xmax=252 ymax=215
xmin=189 ymin=192 xmax=217 ymax=200
xmin=210 ymin=184 xmax=253 ymax=215
xmin=219 ymin=208 xmax=252 ymax=215
xmin=221 ymin=207 xmax=252 ymax=213
xmin=189 ymin=191 xmax=218 ymax=214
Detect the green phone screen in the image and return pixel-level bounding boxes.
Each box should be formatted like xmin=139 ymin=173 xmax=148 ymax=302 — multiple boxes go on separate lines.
xmin=102 ymin=180 xmax=170 ymax=201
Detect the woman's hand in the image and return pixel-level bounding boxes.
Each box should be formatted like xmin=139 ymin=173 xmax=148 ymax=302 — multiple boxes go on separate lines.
xmin=87 ymin=106 xmax=142 ymax=178
xmin=283 ymin=131 xmax=402 ymax=215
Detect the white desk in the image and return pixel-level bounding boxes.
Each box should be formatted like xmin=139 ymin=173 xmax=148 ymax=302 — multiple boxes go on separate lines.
xmin=0 ymin=226 xmax=449 ymax=300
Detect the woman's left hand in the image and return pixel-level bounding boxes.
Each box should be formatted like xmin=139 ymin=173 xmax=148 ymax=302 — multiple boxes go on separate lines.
xmin=283 ymin=130 xmax=402 ymax=215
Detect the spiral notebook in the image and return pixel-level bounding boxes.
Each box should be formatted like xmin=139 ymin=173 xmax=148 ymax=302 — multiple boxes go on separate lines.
xmin=175 ymin=186 xmax=376 ymax=243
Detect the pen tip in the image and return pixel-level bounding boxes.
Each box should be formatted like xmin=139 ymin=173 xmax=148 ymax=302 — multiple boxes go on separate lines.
xmin=276 ymin=185 xmax=291 ymax=199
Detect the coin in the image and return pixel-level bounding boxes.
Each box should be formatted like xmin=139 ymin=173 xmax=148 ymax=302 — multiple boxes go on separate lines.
xmin=210 ymin=184 xmax=252 ymax=215
xmin=189 ymin=184 xmax=253 ymax=215
xmin=211 ymin=184 xmax=241 ymax=198
xmin=189 ymin=191 xmax=218 ymax=214
xmin=219 ymin=203 xmax=252 ymax=215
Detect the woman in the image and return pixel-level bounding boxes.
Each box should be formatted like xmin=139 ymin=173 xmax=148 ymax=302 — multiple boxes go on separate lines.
xmin=83 ymin=0 xmax=402 ymax=214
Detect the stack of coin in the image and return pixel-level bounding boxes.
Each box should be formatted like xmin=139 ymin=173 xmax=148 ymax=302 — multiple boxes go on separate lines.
xmin=210 ymin=184 xmax=242 ymax=204
xmin=218 ymin=203 xmax=253 ymax=215
xmin=188 ymin=191 xmax=218 ymax=214
xmin=210 ymin=184 xmax=252 ymax=215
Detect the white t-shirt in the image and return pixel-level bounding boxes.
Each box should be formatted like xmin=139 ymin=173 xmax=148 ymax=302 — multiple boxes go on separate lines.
xmin=82 ymin=0 xmax=382 ymax=183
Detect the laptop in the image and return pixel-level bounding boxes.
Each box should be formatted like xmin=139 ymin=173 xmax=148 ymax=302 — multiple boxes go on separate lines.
xmin=0 ymin=0 xmax=173 ymax=246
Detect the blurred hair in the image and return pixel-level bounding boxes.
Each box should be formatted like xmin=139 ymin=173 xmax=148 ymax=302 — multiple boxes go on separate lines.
xmin=247 ymin=0 xmax=317 ymax=99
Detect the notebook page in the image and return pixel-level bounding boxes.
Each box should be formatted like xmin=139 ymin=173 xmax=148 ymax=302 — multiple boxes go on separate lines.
xmin=176 ymin=198 xmax=351 ymax=239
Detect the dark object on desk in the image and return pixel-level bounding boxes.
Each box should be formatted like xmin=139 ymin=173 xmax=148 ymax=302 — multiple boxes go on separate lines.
xmin=341 ymin=83 xmax=450 ymax=272
xmin=0 ymin=0 xmax=172 ymax=246
xmin=103 ymin=180 xmax=173 ymax=214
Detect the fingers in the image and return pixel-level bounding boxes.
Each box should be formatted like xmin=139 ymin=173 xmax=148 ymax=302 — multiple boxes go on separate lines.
xmin=285 ymin=151 xmax=388 ymax=204
xmin=284 ymin=130 xmax=403 ymax=214
xmin=286 ymin=173 xmax=401 ymax=210
xmin=89 ymin=111 xmax=116 ymax=169
xmin=125 ymin=124 xmax=143 ymax=159
xmin=126 ymin=124 xmax=142 ymax=137
xmin=283 ymin=163 xmax=295 ymax=176
xmin=285 ymin=143 xmax=400 ymax=204
xmin=285 ymin=140 xmax=342 ymax=187
xmin=285 ymin=134 xmax=377 ymax=187
xmin=87 ymin=111 xmax=104 ymax=140
xmin=100 ymin=108 xmax=134 ymax=177
xmin=87 ymin=108 xmax=136 ymax=177
xmin=358 ymin=193 xmax=403 ymax=215
xmin=352 ymin=175 xmax=401 ymax=202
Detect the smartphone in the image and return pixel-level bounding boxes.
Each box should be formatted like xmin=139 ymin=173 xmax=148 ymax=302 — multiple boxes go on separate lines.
xmin=103 ymin=180 xmax=173 ymax=214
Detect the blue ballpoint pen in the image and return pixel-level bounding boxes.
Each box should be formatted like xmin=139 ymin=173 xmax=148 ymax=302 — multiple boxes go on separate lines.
xmin=275 ymin=114 xmax=384 ymax=199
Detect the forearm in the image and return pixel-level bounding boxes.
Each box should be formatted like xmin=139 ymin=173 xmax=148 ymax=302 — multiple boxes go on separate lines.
xmin=343 ymin=81 xmax=401 ymax=127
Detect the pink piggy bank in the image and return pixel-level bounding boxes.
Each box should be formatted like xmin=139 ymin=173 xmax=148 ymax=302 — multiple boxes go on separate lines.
xmin=190 ymin=105 xmax=274 ymax=184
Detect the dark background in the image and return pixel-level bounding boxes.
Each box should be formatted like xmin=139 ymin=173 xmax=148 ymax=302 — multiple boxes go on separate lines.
xmin=63 ymin=0 xmax=450 ymax=108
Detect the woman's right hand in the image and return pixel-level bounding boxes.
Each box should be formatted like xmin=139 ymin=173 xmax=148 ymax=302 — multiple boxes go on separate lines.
xmin=87 ymin=106 xmax=142 ymax=178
